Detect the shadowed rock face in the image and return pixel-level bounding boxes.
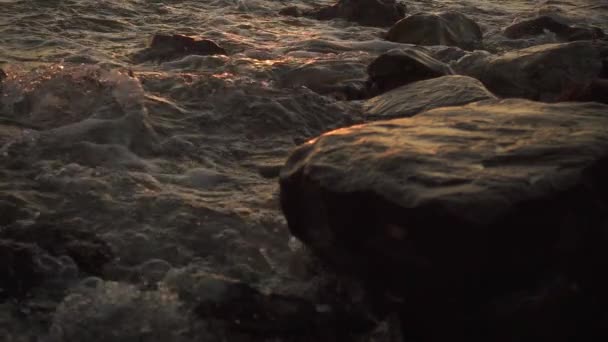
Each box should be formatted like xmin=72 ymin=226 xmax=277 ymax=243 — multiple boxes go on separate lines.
xmin=454 ymin=41 xmax=605 ymax=102
xmin=367 ymin=47 xmax=453 ymax=94
xmin=132 ymin=34 xmax=227 ymax=63
xmin=363 ymin=75 xmax=496 ymax=119
xmin=504 ymin=16 xmax=605 ymax=41
xmin=280 ymin=99 xmax=608 ymax=341
xmin=303 ymin=0 xmax=407 ymax=28
xmin=387 ymin=12 xmax=482 ymax=49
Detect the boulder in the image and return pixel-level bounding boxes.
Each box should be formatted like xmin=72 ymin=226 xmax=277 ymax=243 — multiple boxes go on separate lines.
xmin=132 ymin=33 xmax=226 ymax=63
xmin=386 ymin=12 xmax=483 ymax=50
xmin=1 ymin=222 xmax=114 ymax=276
xmin=363 ymin=75 xmax=496 ymax=119
xmin=280 ymin=99 xmax=608 ymax=341
xmin=302 ymin=0 xmax=407 ymax=28
xmin=504 ymin=16 xmax=605 ymax=41
xmin=367 ymin=47 xmax=453 ymax=94
xmin=454 ymin=41 xmax=605 ymax=102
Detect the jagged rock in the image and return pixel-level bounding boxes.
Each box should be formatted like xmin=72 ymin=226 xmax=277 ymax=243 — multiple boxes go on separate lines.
xmin=504 ymin=16 xmax=605 ymax=41
xmin=1 ymin=223 xmax=114 ymax=276
xmin=363 ymin=75 xmax=496 ymax=119
xmin=386 ymin=12 xmax=483 ymax=49
xmin=454 ymin=41 xmax=605 ymax=102
xmin=302 ymin=0 xmax=407 ymax=28
xmin=280 ymin=99 xmax=608 ymax=341
xmin=0 ymin=240 xmax=46 ymax=300
xmin=132 ymin=33 xmax=226 ymax=63
xmin=367 ymin=47 xmax=453 ymax=94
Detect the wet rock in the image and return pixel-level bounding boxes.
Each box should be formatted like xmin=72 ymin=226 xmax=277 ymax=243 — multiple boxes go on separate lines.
xmin=304 ymin=0 xmax=407 ymax=28
xmin=1 ymin=223 xmax=114 ymax=276
xmin=280 ymin=99 xmax=608 ymax=341
xmin=504 ymin=16 xmax=605 ymax=41
xmin=132 ymin=33 xmax=227 ymax=63
xmin=454 ymin=41 xmax=605 ymax=102
xmin=0 ymin=240 xmax=46 ymax=300
xmin=363 ymin=75 xmax=496 ymax=119
xmin=386 ymin=12 xmax=483 ymax=50
xmin=192 ymin=272 xmax=377 ymax=339
xmin=367 ymin=47 xmax=453 ymax=94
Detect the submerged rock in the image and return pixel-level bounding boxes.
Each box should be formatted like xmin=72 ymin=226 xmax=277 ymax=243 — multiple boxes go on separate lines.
xmin=504 ymin=16 xmax=605 ymax=41
xmin=0 ymin=240 xmax=46 ymax=300
xmin=280 ymin=99 xmax=608 ymax=341
xmin=364 ymin=75 xmax=496 ymax=119
xmin=455 ymin=41 xmax=605 ymax=102
xmin=367 ymin=47 xmax=453 ymax=94
xmin=302 ymin=0 xmax=407 ymax=28
xmin=132 ymin=33 xmax=227 ymax=63
xmin=1 ymin=222 xmax=114 ymax=276
xmin=386 ymin=12 xmax=483 ymax=49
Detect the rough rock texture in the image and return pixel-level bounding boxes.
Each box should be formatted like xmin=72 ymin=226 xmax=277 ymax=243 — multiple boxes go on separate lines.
xmin=367 ymin=47 xmax=453 ymax=94
xmin=454 ymin=41 xmax=605 ymax=102
xmin=504 ymin=16 xmax=605 ymax=41
xmin=1 ymin=222 xmax=114 ymax=276
xmin=363 ymin=75 xmax=496 ymax=119
xmin=132 ymin=33 xmax=226 ymax=63
xmin=280 ymin=99 xmax=608 ymax=341
xmin=302 ymin=0 xmax=407 ymax=28
xmin=386 ymin=12 xmax=483 ymax=50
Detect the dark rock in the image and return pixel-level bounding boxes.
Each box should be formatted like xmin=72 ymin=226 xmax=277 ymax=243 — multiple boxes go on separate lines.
xmin=280 ymin=99 xmax=608 ymax=341
xmin=363 ymin=75 xmax=496 ymax=119
xmin=192 ymin=272 xmax=378 ymax=339
xmin=132 ymin=33 xmax=227 ymax=63
xmin=454 ymin=41 xmax=604 ymax=102
xmin=279 ymin=6 xmax=303 ymax=17
xmin=258 ymin=164 xmax=284 ymax=179
xmin=504 ymin=16 xmax=605 ymax=41
xmin=367 ymin=47 xmax=453 ymax=94
xmin=1 ymin=223 xmax=113 ymax=276
xmin=305 ymin=0 xmax=407 ymax=28
xmin=386 ymin=12 xmax=483 ymax=50
xmin=0 ymin=200 xmax=20 ymax=226
xmin=0 ymin=240 xmax=46 ymax=300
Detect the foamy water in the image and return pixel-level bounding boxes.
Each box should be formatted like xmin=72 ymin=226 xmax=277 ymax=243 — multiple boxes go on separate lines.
xmin=1 ymin=0 xmax=607 ymax=340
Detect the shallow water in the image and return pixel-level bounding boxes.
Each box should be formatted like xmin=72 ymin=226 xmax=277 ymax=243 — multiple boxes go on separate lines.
xmin=1 ymin=0 xmax=607 ymax=340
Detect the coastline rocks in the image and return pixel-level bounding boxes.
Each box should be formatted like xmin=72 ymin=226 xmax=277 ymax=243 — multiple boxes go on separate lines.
xmin=280 ymin=99 xmax=608 ymax=341
xmin=504 ymin=16 xmax=605 ymax=41
xmin=454 ymin=41 xmax=605 ymax=102
xmin=363 ymin=75 xmax=496 ymax=119
xmin=367 ymin=47 xmax=453 ymax=94
xmin=299 ymin=0 xmax=407 ymax=28
xmin=132 ymin=34 xmax=226 ymax=63
xmin=386 ymin=12 xmax=483 ymax=50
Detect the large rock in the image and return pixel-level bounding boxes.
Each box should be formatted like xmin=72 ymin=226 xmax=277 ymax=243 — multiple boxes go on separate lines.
xmin=386 ymin=12 xmax=483 ymax=50
xmin=504 ymin=16 xmax=605 ymax=41
xmin=132 ymin=33 xmax=226 ymax=63
xmin=280 ymin=99 xmax=608 ymax=341
xmin=455 ymin=41 xmax=605 ymax=102
xmin=298 ymin=0 xmax=407 ymax=28
xmin=367 ymin=47 xmax=453 ymax=94
xmin=363 ymin=75 xmax=496 ymax=119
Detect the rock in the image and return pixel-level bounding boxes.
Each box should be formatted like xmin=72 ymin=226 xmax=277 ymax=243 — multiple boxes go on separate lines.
xmin=0 ymin=223 xmax=114 ymax=276
xmin=132 ymin=33 xmax=226 ymax=63
xmin=367 ymin=47 xmax=453 ymax=94
xmin=0 ymin=240 xmax=46 ymax=300
xmin=504 ymin=16 xmax=605 ymax=41
xmin=279 ymin=6 xmax=303 ymax=17
xmin=304 ymin=0 xmax=407 ymax=28
xmin=280 ymin=99 xmax=608 ymax=341
xmin=363 ymin=75 xmax=496 ymax=119
xmin=386 ymin=12 xmax=483 ymax=50
xmin=454 ymin=41 xmax=605 ymax=102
